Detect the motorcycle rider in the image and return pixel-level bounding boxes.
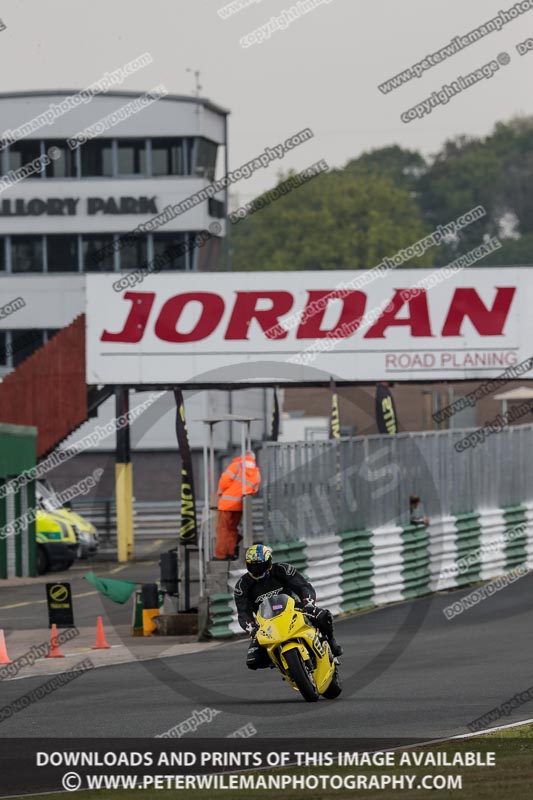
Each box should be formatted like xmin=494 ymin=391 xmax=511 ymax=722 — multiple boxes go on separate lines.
xmin=234 ymin=544 xmax=343 ymax=670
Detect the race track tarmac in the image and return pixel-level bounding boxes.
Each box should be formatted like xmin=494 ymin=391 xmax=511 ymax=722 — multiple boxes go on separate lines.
xmin=1 ymin=573 xmax=532 ymax=741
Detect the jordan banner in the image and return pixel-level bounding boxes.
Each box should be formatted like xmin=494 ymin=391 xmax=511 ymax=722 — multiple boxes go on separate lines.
xmin=375 ymin=382 xmax=399 ymax=434
xmin=87 ymin=269 xmax=524 ymax=384
xmin=174 ymin=389 xmax=198 ymax=544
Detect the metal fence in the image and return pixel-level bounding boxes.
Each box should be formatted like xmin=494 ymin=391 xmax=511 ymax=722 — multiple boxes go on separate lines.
xmin=259 ymin=423 xmax=533 ymax=543
xmin=70 ymin=497 xmax=265 ymax=549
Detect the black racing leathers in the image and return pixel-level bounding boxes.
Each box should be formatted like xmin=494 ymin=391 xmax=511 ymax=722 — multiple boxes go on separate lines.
xmin=234 ymin=562 xmax=315 ymax=631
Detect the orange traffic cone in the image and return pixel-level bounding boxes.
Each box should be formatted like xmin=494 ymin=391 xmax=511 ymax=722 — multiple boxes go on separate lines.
xmin=0 ymin=630 xmax=12 ymax=665
xmin=45 ymin=624 xmax=65 ymax=658
xmin=91 ymin=616 xmax=111 ymax=650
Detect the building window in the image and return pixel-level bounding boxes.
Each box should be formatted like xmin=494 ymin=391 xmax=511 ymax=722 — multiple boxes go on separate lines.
xmin=80 ymin=140 xmax=113 ymax=177
xmin=11 ymin=329 xmax=45 ymax=367
xmin=186 ymin=138 xmax=195 ymax=174
xmin=43 ymin=140 xmax=77 ymax=178
xmin=151 ymin=138 xmax=187 ymax=176
xmin=83 ymin=234 xmax=115 ymax=272
xmin=194 ymin=138 xmax=218 ymax=181
xmin=0 ymin=330 xmax=57 ymax=369
xmin=0 ymin=237 xmax=5 ymax=271
xmin=119 ymin=234 xmax=147 ymax=270
xmin=117 ymin=139 xmax=146 ymax=175
xmin=7 ymin=141 xmax=42 ymax=176
xmin=153 ymin=233 xmax=188 ymax=271
xmin=11 ymin=236 xmax=44 ymax=272
xmin=208 ymin=198 xmax=225 ymax=218
xmin=46 ymin=235 xmax=79 ymax=272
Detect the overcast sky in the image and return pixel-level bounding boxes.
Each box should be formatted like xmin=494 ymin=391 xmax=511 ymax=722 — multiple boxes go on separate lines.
xmin=1 ymin=0 xmax=531 ymax=201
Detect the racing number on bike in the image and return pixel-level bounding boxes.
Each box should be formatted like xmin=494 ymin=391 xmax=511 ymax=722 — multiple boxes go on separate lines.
xmin=313 ymin=632 xmax=325 ymax=657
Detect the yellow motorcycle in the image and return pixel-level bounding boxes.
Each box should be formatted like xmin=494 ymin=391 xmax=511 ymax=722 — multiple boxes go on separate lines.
xmin=256 ymin=593 xmax=342 ymax=702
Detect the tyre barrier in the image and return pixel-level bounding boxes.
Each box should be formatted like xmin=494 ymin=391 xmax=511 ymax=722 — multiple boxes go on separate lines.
xmin=204 ymin=503 xmax=533 ymax=638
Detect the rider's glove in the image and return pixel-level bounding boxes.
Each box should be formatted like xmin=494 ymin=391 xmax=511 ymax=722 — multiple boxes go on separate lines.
xmin=245 ymin=621 xmax=259 ymax=637
xmin=301 ymin=597 xmax=315 ymax=614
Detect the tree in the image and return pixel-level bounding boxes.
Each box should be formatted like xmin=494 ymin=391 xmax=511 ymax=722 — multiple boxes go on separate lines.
xmin=345 ymin=144 xmax=427 ymax=194
xmin=229 ymin=116 xmax=533 ymax=270
xmin=480 ymin=232 xmax=533 ymax=266
xmin=419 ymin=116 xmax=533 ymax=265
xmin=419 ymin=135 xmax=502 ymax=263
xmin=491 ymin=118 xmax=533 ymax=236
xmin=231 ymin=167 xmax=433 ymax=271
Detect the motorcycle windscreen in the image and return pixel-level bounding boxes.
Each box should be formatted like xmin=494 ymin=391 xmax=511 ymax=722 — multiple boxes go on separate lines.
xmin=259 ymin=593 xmax=290 ymax=619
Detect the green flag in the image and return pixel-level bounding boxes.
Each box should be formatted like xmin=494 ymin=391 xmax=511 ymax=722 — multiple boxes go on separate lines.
xmin=85 ymin=571 xmax=137 ymax=604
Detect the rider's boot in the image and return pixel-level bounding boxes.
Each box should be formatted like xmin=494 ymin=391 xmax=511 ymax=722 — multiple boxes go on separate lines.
xmin=313 ymin=607 xmax=344 ymax=657
xmin=329 ymin=636 xmax=343 ymax=657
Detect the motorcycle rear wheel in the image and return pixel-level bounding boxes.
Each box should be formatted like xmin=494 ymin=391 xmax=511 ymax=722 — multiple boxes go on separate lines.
xmin=284 ymin=649 xmax=319 ymax=702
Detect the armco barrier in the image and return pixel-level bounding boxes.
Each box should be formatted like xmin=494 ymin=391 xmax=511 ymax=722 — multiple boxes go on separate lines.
xmin=205 ymin=504 xmax=533 ymax=638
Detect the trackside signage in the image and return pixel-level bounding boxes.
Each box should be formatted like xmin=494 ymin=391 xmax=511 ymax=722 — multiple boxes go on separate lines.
xmin=85 ymin=269 xmax=528 ymax=384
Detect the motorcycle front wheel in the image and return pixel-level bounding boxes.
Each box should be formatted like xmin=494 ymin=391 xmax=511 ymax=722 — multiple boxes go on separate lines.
xmin=284 ymin=649 xmax=319 ymax=702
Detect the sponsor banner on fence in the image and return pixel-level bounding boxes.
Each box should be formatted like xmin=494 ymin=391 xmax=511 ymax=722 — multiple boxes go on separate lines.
xmin=174 ymin=389 xmax=198 ymax=544
xmin=329 ymin=378 xmax=341 ymax=440
xmin=270 ymin=388 xmax=280 ymax=442
xmin=86 ymin=269 xmax=528 ymax=385
xmin=375 ymin=383 xmax=399 ymax=434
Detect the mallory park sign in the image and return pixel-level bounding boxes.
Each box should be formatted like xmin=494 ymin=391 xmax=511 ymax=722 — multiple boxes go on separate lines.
xmin=0 ymin=196 xmax=158 ymax=216
xmin=86 ymin=268 xmax=527 ymax=385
